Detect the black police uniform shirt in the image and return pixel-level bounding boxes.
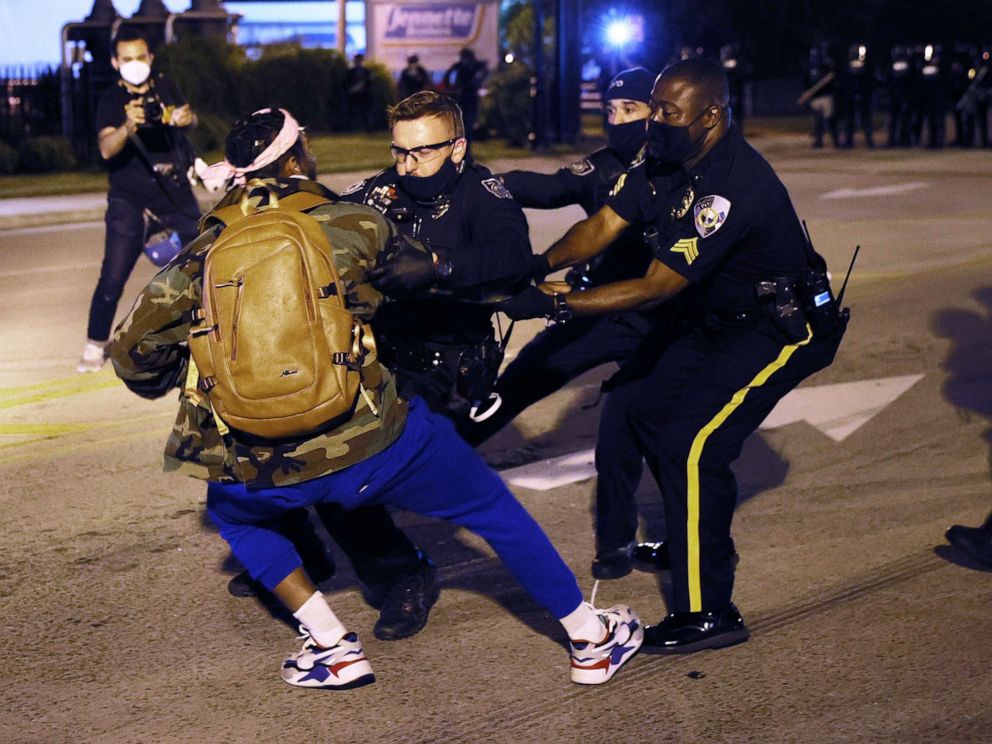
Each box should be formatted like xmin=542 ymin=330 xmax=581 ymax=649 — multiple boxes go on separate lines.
xmin=500 ymin=148 xmax=654 ymax=284
xmin=339 ymin=161 xmax=532 ymax=342
xmin=95 ymin=75 xmax=190 ymax=201
xmin=607 ymin=124 xmax=808 ymax=317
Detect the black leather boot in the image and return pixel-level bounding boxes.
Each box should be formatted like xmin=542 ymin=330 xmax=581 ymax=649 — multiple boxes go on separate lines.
xmin=642 ymin=604 xmax=749 ymax=654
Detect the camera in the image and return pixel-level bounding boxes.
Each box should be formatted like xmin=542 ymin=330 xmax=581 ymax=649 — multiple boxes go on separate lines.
xmin=132 ymin=92 xmax=166 ymax=127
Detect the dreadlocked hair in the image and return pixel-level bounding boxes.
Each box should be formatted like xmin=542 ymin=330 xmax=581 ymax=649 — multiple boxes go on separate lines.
xmin=224 ymin=109 xmax=307 ymax=179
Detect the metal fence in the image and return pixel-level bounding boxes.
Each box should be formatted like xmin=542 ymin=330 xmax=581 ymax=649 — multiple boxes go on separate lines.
xmin=0 ymin=66 xmax=64 ymax=147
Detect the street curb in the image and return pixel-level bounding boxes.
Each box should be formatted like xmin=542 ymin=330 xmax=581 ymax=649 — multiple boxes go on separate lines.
xmin=0 ymin=208 xmax=107 ymax=230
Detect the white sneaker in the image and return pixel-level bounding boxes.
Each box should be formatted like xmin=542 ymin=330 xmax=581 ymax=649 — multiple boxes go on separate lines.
xmin=569 ymin=603 xmax=644 ymax=685
xmin=76 ymin=341 xmax=106 ymax=374
xmin=281 ymin=627 xmax=375 ymax=689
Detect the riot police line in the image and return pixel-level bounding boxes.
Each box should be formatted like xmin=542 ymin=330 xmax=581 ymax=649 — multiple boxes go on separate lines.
xmin=802 ymin=41 xmax=992 ymax=149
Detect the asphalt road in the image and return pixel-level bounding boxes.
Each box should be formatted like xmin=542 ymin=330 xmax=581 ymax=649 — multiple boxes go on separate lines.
xmin=1 ymin=138 xmax=991 ymax=743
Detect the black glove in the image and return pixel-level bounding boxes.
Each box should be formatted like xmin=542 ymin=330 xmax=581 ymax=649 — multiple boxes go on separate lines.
xmin=369 ymin=246 xmax=435 ymax=296
xmin=530 ymin=253 xmax=552 ymax=284
xmin=497 ymin=285 xmax=555 ymax=320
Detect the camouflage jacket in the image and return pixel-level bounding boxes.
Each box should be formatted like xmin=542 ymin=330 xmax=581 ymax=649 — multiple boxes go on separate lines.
xmin=109 ymin=177 xmax=411 ymax=489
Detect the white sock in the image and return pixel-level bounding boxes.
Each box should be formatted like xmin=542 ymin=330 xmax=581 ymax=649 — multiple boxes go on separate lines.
xmin=292 ymin=591 xmax=347 ymax=648
xmin=559 ymin=601 xmax=607 ymax=644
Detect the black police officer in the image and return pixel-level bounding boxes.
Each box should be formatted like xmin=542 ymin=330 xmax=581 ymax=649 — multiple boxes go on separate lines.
xmin=339 ymin=90 xmax=532 ymax=418
xmin=500 ymin=59 xmax=847 ymax=654
xmin=458 ymin=68 xmax=658 ymax=455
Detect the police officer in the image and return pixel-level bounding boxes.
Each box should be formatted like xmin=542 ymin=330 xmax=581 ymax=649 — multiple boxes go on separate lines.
xmin=801 ymin=41 xmax=839 ymax=148
xmin=840 ymin=43 xmax=875 ymax=148
xmin=720 ymin=43 xmax=751 ymax=132
xmin=500 ymin=59 xmax=847 ymax=654
xmin=339 ymin=90 xmax=532 ymax=418
xmin=917 ymin=44 xmax=948 ymax=148
xmin=886 ymin=44 xmax=918 ymax=147
xmin=458 ymin=68 xmax=659 ymax=455
xmin=78 ymin=26 xmax=201 ymax=373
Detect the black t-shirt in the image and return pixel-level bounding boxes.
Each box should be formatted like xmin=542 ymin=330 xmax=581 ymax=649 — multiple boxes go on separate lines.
xmin=95 ymin=74 xmax=190 ymax=199
xmin=608 ymin=125 xmax=809 ymax=315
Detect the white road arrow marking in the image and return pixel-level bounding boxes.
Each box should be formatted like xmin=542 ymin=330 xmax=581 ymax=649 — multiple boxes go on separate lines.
xmin=758 ymin=373 xmax=924 ymax=442
xmin=820 ymin=182 xmax=928 ymax=200
xmin=500 ymin=374 xmax=924 ymax=491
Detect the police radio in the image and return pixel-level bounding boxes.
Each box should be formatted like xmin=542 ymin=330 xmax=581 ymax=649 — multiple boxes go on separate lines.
xmin=800 ymin=221 xmax=856 ymax=336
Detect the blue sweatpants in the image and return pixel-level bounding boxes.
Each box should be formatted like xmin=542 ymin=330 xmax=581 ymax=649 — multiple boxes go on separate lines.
xmin=206 ymin=398 xmax=583 ymax=619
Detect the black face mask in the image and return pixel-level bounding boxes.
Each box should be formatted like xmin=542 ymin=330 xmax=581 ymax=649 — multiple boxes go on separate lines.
xmin=606 ymin=119 xmax=648 ymax=163
xmin=397 ymin=157 xmax=461 ymax=202
xmin=646 ymin=108 xmax=711 ymax=168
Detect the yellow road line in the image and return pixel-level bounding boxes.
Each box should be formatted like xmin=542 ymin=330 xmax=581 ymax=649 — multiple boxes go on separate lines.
xmin=0 ymin=377 xmax=121 ymax=410
xmin=0 ymin=426 xmax=164 ymax=466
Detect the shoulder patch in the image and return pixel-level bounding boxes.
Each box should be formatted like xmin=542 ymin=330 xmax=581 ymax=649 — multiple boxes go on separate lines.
xmin=693 ymin=195 xmax=731 ymax=238
xmin=567 ymin=158 xmax=595 ymax=176
xmin=481 ymin=177 xmax=513 ymax=199
xmin=340 ymin=179 xmax=367 ymax=196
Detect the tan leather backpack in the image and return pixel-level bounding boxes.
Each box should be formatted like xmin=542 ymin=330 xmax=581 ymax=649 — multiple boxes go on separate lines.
xmin=188 ymin=181 xmax=379 ymax=439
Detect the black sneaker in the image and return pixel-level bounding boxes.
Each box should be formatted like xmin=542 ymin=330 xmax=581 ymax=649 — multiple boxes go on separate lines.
xmin=641 ymin=604 xmax=750 ymax=655
xmin=591 ymin=542 xmax=634 ymax=580
xmin=373 ymin=554 xmax=440 ymax=641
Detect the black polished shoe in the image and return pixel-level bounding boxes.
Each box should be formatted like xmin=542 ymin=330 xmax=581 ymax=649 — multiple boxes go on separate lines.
xmin=227 ymin=570 xmax=267 ymax=598
xmin=632 ymin=541 xmax=671 ymax=571
xmin=946 ymin=519 xmax=992 ymax=568
xmin=227 ymin=556 xmax=335 ymax=599
xmin=641 ymin=604 xmax=750 ymax=655
xmin=591 ymin=542 xmax=634 ymax=580
xmin=373 ymin=554 xmax=440 ymax=641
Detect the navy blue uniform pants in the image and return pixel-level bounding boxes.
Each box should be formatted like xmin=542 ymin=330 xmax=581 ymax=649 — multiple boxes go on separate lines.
xmin=596 ymin=319 xmax=844 ymax=614
xmin=459 ymin=311 xmax=656 ymax=446
xmin=207 ymin=399 xmax=583 ymax=619
xmin=87 ymin=192 xmax=199 ymax=342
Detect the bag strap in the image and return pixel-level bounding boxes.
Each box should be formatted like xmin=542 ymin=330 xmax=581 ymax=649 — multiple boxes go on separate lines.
xmin=127 ymin=130 xmax=199 ymax=219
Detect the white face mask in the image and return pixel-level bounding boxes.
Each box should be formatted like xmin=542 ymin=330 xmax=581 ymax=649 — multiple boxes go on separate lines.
xmin=119 ymin=60 xmax=151 ymax=86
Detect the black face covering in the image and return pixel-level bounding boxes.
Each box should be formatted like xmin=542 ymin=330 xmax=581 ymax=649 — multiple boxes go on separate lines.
xmin=397 ymin=156 xmax=461 ymax=202
xmin=646 ymin=108 xmax=710 ymax=168
xmin=607 ymin=119 xmax=648 ymax=163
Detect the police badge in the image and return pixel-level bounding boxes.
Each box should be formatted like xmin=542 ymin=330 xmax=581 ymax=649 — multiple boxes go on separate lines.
xmin=693 ymin=195 xmax=731 ymax=238
xmin=481 ymin=177 xmax=513 ymax=199
xmin=567 ymin=158 xmax=595 ymax=176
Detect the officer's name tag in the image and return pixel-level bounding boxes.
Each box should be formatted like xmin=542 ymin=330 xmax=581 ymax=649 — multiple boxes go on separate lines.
xmin=694 ymin=195 xmax=731 ymax=238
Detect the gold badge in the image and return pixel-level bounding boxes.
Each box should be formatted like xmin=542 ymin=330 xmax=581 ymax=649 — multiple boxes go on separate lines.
xmin=671 ymin=185 xmax=695 ymax=220
xmin=670 ymin=237 xmax=699 ymax=265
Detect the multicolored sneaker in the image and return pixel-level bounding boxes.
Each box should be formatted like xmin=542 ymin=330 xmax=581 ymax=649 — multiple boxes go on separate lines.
xmin=281 ymin=628 xmax=375 ymax=690
xmin=569 ymin=604 xmax=643 ymax=685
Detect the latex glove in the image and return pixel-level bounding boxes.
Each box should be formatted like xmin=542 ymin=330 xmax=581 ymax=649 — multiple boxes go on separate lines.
xmin=497 ymin=285 xmax=555 ymax=320
xmin=369 ymin=247 xmax=435 ymax=296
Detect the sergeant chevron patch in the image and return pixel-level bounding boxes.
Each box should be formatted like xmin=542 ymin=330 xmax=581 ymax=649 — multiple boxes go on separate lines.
xmin=670 ymin=237 xmax=699 ymax=265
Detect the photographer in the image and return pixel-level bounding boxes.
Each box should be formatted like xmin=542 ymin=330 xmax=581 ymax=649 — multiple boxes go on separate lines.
xmin=78 ymin=26 xmax=201 ymax=373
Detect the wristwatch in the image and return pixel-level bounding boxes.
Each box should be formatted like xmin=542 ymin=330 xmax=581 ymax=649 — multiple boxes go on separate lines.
xmin=432 ymin=251 xmax=454 ymax=282
xmin=551 ymin=292 xmax=573 ymax=324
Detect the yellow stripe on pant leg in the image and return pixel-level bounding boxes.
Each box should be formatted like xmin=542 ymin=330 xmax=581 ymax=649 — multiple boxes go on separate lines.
xmin=684 ymin=326 xmax=812 ymax=612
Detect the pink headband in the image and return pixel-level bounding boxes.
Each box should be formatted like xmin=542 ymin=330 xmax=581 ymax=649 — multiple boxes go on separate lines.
xmin=201 ymin=108 xmax=302 ymax=187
